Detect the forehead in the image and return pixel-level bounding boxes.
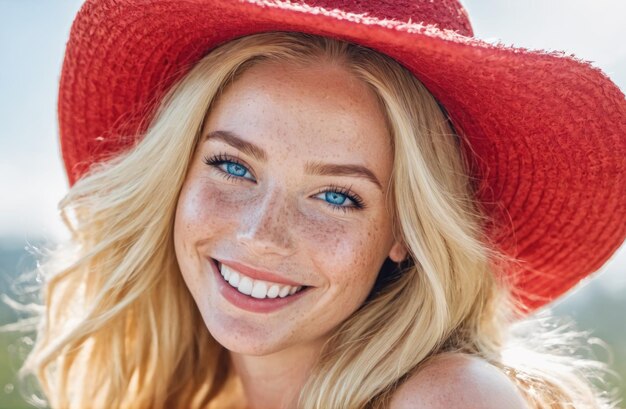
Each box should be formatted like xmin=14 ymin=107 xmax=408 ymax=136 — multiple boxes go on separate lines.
xmin=202 ymin=61 xmax=393 ymax=168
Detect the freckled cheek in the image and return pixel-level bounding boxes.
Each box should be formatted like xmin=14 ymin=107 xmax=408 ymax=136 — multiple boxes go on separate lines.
xmin=300 ymin=216 xmax=386 ymax=294
xmin=175 ymin=181 xmax=251 ymax=235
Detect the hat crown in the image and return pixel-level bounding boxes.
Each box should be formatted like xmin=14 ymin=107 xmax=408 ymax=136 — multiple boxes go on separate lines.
xmin=298 ymin=0 xmax=473 ymax=36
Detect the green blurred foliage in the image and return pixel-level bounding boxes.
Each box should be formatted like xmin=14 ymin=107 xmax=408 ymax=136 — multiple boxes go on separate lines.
xmin=0 ymin=239 xmax=42 ymax=409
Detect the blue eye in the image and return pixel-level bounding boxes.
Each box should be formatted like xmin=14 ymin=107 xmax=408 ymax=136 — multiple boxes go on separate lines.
xmin=325 ymin=191 xmax=348 ymax=206
xmin=314 ymin=185 xmax=365 ymax=213
xmin=202 ymin=154 xmax=366 ymax=213
xmin=218 ymin=161 xmax=254 ymax=180
xmin=203 ymin=154 xmax=255 ymax=181
xmin=225 ymin=162 xmax=249 ymax=177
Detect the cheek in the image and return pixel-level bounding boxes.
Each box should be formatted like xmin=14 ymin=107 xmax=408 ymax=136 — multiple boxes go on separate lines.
xmin=174 ymin=178 xmax=248 ymax=242
xmin=300 ymin=215 xmax=390 ymax=333
xmin=304 ymin=213 xmax=389 ymax=295
xmin=173 ymin=181 xmax=231 ymax=278
xmin=173 ymin=177 xmax=250 ymax=298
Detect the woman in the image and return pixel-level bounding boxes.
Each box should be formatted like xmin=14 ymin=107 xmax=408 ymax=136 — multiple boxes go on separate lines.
xmin=16 ymin=0 xmax=625 ymax=408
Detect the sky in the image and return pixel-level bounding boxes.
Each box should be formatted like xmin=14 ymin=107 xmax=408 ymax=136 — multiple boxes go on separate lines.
xmin=1 ymin=0 xmax=625 ymax=285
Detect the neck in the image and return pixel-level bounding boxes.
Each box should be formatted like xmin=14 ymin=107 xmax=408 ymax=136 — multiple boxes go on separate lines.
xmin=228 ymin=336 xmax=328 ymax=409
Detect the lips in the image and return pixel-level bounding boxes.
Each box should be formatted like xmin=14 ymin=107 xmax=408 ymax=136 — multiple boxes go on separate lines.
xmin=213 ymin=258 xmax=309 ymax=287
xmin=219 ymin=263 xmax=307 ymax=299
xmin=210 ymin=257 xmax=313 ymax=312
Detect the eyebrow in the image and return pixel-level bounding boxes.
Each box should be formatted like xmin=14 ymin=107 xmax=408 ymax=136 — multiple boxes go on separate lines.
xmin=303 ymin=161 xmax=383 ymax=191
xmin=205 ymin=130 xmax=267 ymax=162
xmin=204 ymin=130 xmax=383 ymax=191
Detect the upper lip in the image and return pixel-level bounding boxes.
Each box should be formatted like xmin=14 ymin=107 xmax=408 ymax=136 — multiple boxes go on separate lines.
xmin=214 ymin=258 xmax=309 ymax=287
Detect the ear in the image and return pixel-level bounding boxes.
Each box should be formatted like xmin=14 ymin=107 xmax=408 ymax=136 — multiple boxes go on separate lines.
xmin=388 ymin=240 xmax=408 ymax=263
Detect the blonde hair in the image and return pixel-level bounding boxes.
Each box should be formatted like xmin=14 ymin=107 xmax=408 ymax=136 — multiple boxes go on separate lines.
xmin=12 ymin=32 xmax=621 ymax=408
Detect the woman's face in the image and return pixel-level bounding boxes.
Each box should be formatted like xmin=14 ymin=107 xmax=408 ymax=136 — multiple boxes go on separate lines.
xmin=174 ymin=60 xmax=407 ymax=356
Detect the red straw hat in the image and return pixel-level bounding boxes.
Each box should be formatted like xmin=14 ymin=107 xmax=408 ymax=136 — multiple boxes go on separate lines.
xmin=58 ymin=0 xmax=626 ymax=313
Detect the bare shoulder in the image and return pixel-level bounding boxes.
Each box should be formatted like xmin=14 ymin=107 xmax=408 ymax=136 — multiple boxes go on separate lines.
xmin=388 ymin=353 xmax=529 ymax=409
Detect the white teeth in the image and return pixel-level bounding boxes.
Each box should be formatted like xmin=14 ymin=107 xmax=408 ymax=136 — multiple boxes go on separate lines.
xmin=278 ymin=286 xmax=291 ymax=298
xmin=219 ymin=263 xmax=304 ymax=299
xmin=251 ymin=281 xmax=268 ymax=299
xmin=238 ymin=277 xmax=254 ymax=295
xmin=267 ymin=284 xmax=280 ymax=298
xmin=227 ymin=270 xmax=240 ymax=287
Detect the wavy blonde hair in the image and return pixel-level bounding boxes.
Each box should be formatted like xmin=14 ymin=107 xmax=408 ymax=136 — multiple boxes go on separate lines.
xmin=13 ymin=32 xmax=621 ymax=408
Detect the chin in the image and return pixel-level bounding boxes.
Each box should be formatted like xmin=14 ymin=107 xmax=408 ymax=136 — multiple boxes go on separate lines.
xmin=202 ymin=313 xmax=296 ymax=356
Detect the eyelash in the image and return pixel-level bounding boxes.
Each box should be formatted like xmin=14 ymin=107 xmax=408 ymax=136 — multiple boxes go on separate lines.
xmin=202 ymin=153 xmax=366 ymax=213
xmin=314 ymin=184 xmax=366 ymax=213
xmin=203 ymin=153 xmax=254 ymax=182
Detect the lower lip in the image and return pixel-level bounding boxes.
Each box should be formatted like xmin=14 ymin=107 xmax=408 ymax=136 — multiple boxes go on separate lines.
xmin=210 ymin=258 xmax=312 ymax=313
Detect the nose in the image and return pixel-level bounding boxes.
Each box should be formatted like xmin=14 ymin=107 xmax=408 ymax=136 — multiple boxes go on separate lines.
xmin=236 ymin=186 xmax=296 ymax=257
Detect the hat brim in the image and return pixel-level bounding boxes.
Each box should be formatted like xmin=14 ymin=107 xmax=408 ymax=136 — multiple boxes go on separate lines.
xmin=58 ymin=0 xmax=626 ymax=313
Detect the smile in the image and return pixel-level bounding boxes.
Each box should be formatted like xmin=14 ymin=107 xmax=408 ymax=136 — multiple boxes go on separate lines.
xmin=217 ymin=261 xmax=308 ymax=299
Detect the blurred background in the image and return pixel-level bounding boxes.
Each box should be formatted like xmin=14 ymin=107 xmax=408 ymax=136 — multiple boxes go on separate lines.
xmin=1 ymin=0 xmax=625 ymax=407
